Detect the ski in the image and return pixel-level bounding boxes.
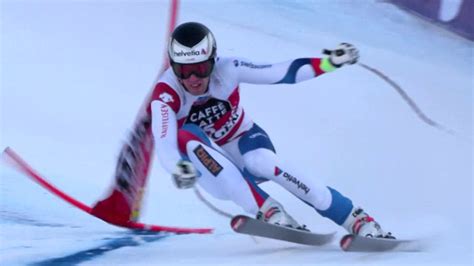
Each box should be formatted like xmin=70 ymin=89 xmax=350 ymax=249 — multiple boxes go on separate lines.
xmin=2 ymin=147 xmax=213 ymax=234
xmin=340 ymin=234 xmax=420 ymax=252
xmin=230 ymin=215 xmax=335 ymax=246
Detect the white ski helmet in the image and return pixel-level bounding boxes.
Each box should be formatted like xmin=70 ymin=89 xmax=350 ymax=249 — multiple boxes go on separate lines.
xmin=168 ymin=22 xmax=217 ymax=64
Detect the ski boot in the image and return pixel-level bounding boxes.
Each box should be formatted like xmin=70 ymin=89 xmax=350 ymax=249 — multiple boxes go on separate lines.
xmin=342 ymin=207 xmax=395 ymax=239
xmin=257 ymin=197 xmax=308 ymax=231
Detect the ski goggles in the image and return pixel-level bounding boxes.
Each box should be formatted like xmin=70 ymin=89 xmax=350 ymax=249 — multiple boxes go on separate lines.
xmin=171 ymin=59 xmax=215 ymax=79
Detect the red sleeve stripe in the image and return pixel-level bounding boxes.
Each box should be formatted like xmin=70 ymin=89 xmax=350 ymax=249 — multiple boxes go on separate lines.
xmin=149 ymin=83 xmax=181 ymax=114
xmin=228 ymin=87 xmax=240 ymax=108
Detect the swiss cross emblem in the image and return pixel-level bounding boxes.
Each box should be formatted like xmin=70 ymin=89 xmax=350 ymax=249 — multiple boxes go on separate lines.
xmin=159 ymin=92 xmax=174 ymax=103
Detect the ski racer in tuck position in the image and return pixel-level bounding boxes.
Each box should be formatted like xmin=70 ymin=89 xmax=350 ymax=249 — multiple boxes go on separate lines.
xmin=94 ymin=22 xmax=394 ymax=239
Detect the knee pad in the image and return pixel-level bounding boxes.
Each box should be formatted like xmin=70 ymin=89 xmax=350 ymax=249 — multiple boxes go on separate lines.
xmin=185 ymin=140 xmax=263 ymax=214
xmin=243 ymin=148 xmax=279 ymax=178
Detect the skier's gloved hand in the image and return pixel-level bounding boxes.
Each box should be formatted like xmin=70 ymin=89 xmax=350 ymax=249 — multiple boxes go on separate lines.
xmin=172 ymin=160 xmax=198 ymax=189
xmin=323 ymin=43 xmax=359 ymax=68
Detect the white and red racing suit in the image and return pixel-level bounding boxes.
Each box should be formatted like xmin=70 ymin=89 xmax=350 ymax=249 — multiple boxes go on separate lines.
xmin=149 ymin=56 xmax=354 ymax=223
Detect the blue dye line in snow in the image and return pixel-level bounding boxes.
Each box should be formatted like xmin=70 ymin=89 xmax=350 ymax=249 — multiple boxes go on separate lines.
xmin=30 ymin=232 xmax=168 ymax=266
xmin=0 ymin=210 xmax=79 ymax=228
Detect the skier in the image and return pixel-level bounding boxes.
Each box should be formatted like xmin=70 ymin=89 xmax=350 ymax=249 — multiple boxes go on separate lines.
xmin=93 ymin=22 xmax=393 ymax=239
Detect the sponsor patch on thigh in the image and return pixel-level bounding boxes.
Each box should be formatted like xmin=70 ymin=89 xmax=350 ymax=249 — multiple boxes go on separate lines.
xmin=193 ymin=145 xmax=223 ymax=176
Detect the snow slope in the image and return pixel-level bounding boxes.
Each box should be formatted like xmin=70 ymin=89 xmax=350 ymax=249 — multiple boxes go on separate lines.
xmin=1 ymin=0 xmax=472 ymax=265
